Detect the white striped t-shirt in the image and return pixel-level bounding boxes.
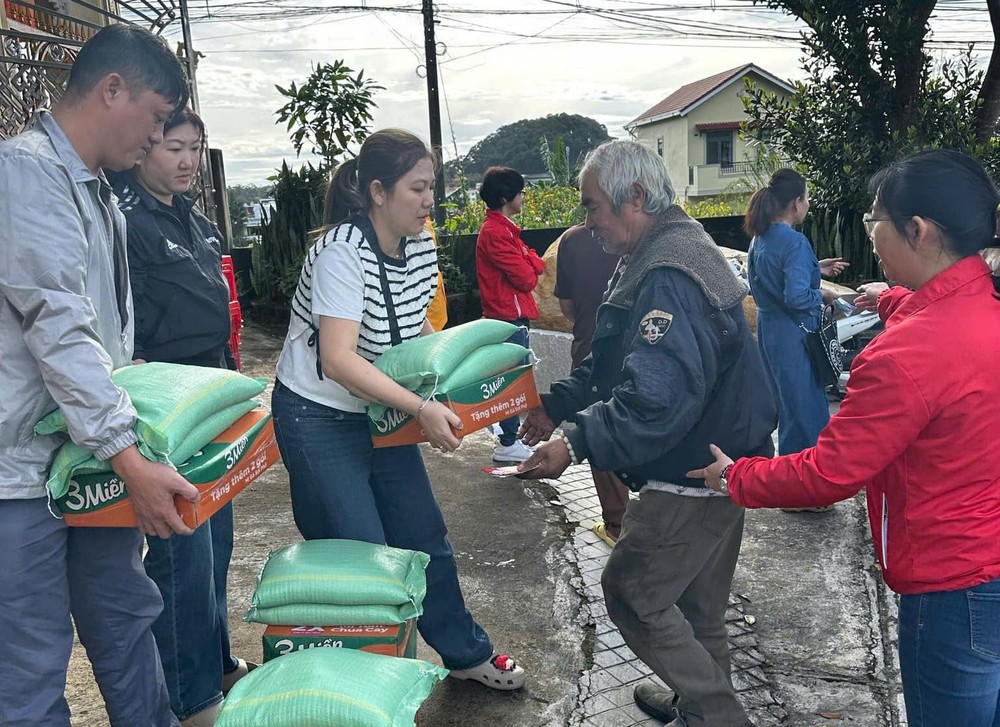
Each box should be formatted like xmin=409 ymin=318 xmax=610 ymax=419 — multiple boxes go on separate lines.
xmin=276 ymin=217 xmax=439 ymax=412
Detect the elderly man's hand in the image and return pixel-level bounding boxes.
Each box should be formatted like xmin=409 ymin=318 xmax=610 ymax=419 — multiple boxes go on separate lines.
xmin=518 ymin=406 xmax=555 ymax=446
xmin=515 ymin=438 xmax=571 ymax=480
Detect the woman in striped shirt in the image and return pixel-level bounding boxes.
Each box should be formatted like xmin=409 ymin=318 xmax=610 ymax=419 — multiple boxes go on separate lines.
xmin=271 ymin=129 xmax=526 ymax=690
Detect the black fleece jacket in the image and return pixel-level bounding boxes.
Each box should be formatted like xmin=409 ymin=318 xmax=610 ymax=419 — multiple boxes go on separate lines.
xmin=112 ymin=170 xmax=233 ymax=367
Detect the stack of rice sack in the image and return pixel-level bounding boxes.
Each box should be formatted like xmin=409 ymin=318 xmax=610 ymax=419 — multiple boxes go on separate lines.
xmin=36 ymin=362 xmax=266 ymax=501
xmin=366 ymin=319 xmax=529 ymax=422
xmin=245 ymin=540 xmax=429 ymax=631
xmin=225 ymin=540 xmax=444 ymax=727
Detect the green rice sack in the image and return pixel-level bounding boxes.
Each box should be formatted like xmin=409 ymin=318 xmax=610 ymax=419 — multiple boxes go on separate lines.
xmin=35 ymin=363 xmax=266 ymax=498
xmin=247 ymin=540 xmax=429 ymax=614
xmin=367 ymin=319 xmax=517 ymax=420
xmin=436 ymin=342 xmax=529 ymax=393
xmin=245 ymin=602 xmax=418 ymax=627
xmin=45 ymin=400 xmax=260 ymax=499
xmin=215 ymin=648 xmax=448 ymax=727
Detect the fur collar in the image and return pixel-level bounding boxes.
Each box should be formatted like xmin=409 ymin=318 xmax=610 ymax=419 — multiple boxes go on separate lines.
xmin=606 ymin=205 xmax=747 ymax=310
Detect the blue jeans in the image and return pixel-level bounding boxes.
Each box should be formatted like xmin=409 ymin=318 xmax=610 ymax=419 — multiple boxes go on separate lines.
xmin=144 ymin=503 xmax=237 ymax=720
xmin=898 ymin=577 xmax=1000 ymax=726
xmin=756 ymin=311 xmax=829 ymax=455
xmin=0 ymin=497 xmax=176 ymax=727
xmin=271 ymin=379 xmax=494 ymax=670
xmin=498 ymin=322 xmax=530 ymax=447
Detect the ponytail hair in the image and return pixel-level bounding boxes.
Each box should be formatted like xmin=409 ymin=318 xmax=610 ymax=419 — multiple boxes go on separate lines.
xmin=323 ymin=157 xmax=365 ymax=228
xmin=743 ymin=168 xmax=807 ymax=237
xmin=321 ymin=128 xmax=435 ymax=230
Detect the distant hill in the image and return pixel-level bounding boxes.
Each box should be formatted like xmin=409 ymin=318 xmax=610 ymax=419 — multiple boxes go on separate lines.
xmin=447 ymin=113 xmax=611 ymax=181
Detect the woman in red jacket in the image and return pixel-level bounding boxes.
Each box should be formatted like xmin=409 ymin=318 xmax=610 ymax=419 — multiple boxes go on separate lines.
xmin=688 ymin=150 xmax=1000 ymax=727
xmin=476 ymin=166 xmax=545 ymax=463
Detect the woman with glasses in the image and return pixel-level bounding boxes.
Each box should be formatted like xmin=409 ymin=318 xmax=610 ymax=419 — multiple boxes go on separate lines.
xmin=743 ymin=169 xmax=848 ymax=469
xmin=690 ymin=149 xmax=1000 ymax=727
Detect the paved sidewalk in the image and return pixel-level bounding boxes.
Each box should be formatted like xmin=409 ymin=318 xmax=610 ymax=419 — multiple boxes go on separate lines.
xmin=548 ymin=463 xmax=788 ymax=727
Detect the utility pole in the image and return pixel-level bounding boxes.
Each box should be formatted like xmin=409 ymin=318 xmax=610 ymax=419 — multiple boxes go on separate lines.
xmin=178 ymin=0 xmax=230 ymax=247
xmin=178 ymin=0 xmax=200 ymax=112
xmin=421 ymin=0 xmax=446 ymax=227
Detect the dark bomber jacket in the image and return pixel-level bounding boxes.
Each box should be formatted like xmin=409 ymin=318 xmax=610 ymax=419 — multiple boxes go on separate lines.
xmin=112 ymin=171 xmax=232 ymax=366
xmin=541 ymin=206 xmax=777 ymax=492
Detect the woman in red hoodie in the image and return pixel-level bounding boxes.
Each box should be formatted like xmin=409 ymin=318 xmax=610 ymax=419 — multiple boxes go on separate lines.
xmin=476 ymin=166 xmax=545 ymax=463
xmin=688 ymin=150 xmax=1000 ymax=727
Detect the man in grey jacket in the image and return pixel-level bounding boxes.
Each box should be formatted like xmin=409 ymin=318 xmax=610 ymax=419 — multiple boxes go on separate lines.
xmin=0 ymin=25 xmax=199 ymax=726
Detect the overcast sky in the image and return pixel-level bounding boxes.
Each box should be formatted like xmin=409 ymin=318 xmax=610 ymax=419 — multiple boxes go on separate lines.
xmin=162 ymin=1 xmax=994 ymax=185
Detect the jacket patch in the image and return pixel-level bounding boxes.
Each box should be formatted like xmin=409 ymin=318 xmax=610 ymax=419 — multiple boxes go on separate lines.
xmin=639 ymin=309 xmax=673 ymax=345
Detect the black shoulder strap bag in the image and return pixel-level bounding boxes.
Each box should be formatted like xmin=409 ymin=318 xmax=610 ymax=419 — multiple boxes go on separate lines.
xmin=308 ymin=218 xmax=403 ymax=380
xmin=365 ymin=231 xmax=403 ymax=347
xmin=748 ymin=242 xmax=843 ymax=388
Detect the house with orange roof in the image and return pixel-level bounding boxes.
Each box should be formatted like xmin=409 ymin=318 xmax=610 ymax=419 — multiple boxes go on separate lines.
xmin=626 ymin=63 xmax=794 ymax=202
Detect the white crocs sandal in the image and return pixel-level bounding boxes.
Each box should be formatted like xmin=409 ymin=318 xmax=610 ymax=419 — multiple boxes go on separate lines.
xmin=222 ymin=657 xmax=259 ymax=694
xmin=448 ymin=654 xmax=526 ymax=690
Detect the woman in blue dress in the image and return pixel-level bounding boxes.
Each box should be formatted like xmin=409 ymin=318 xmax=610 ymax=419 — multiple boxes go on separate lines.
xmin=744 ymin=169 xmax=848 ymax=457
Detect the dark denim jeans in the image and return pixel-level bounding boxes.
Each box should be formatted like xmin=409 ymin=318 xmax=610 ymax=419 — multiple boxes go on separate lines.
xmin=756 ymin=311 xmax=829 ymax=456
xmin=898 ymin=577 xmax=1000 ymax=726
xmin=0 ymin=497 xmax=175 ymax=726
xmin=143 ymin=503 xmax=237 ymax=720
xmin=271 ymin=379 xmax=494 ymax=670
xmin=498 ymin=322 xmax=531 ymax=446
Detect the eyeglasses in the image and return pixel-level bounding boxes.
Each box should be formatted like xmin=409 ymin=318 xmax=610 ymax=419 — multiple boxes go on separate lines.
xmin=862 ymin=213 xmax=891 ymax=239
xmin=863 ymin=213 xmax=948 ymax=240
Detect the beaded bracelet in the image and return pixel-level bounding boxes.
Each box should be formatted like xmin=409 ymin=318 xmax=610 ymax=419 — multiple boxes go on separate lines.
xmin=560 ymin=433 xmax=579 ymax=465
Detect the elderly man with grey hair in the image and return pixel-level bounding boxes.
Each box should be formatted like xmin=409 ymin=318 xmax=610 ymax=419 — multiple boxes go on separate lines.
xmin=518 ymin=140 xmax=776 ymax=727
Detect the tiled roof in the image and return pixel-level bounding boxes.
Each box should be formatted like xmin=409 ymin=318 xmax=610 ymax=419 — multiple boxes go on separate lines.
xmin=629 ymin=64 xmax=767 ymax=127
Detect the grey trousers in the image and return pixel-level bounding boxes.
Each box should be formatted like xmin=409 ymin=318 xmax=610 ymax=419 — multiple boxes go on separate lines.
xmin=0 ymin=497 xmax=177 ymax=727
xmin=602 ymin=490 xmax=748 ymax=727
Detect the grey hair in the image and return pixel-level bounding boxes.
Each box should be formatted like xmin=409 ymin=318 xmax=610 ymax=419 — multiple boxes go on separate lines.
xmin=578 ymin=140 xmax=675 ymax=215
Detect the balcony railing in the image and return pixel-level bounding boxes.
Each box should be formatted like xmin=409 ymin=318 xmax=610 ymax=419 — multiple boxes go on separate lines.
xmin=4 ymin=0 xmax=101 ymax=42
xmin=1 ymin=0 xmax=181 ymax=141
xmin=719 ymin=160 xmax=755 ymax=177
xmin=687 ymin=162 xmax=754 ymax=196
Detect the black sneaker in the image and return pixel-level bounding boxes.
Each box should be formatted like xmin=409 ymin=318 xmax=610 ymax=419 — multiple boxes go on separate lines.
xmin=633 ymin=682 xmax=678 ymax=723
xmin=664 ymin=716 xmax=755 ymax=727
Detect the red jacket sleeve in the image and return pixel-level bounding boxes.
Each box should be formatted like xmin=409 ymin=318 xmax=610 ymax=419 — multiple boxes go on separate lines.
xmin=478 ymin=221 xmax=541 ymax=293
xmin=876 ymin=286 xmax=913 ymax=321
xmin=729 ymin=346 xmax=931 ymax=509
xmin=528 ymin=248 xmax=545 ymax=275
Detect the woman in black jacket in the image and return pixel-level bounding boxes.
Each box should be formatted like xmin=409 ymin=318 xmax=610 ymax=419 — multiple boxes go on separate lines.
xmin=113 ymin=108 xmax=250 ymax=727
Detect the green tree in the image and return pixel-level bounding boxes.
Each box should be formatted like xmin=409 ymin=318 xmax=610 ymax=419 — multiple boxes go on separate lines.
xmin=251 ymin=61 xmax=383 ymax=310
xmin=251 ymin=162 xmax=326 ymax=307
xmin=448 ymin=114 xmax=610 ymax=180
xmin=744 ymin=0 xmax=1000 ymax=280
xmin=275 ymin=61 xmax=383 ymax=168
xmin=540 ymin=135 xmax=574 ymax=186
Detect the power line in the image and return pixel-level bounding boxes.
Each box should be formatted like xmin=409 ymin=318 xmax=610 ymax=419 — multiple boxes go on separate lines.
xmin=184 ymin=1 xmax=993 ymax=54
